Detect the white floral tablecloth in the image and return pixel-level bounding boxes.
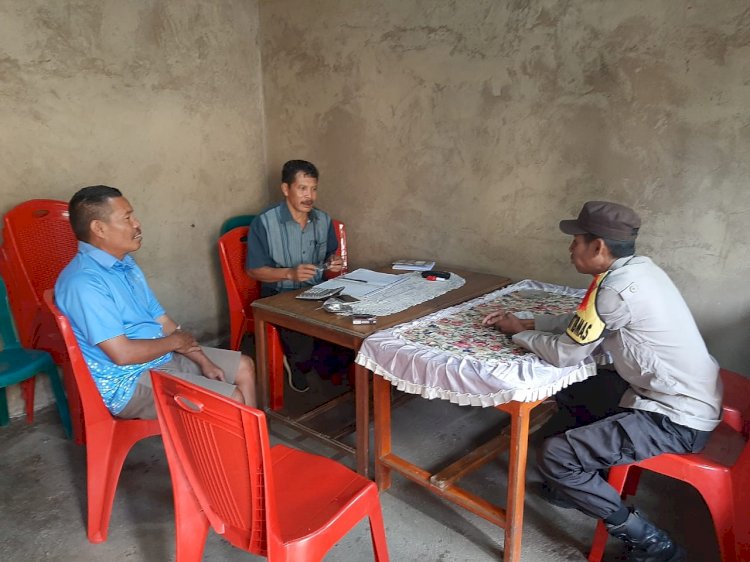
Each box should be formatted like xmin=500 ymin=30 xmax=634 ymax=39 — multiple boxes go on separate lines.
xmin=355 ymin=279 xmax=598 ymax=407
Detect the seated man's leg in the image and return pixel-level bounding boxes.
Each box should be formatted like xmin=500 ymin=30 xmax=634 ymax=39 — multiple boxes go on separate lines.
xmin=277 ymin=327 xmax=315 ymax=391
xmin=117 ymin=347 xmax=254 ymax=419
xmin=537 ymin=410 xmax=700 ymax=560
xmin=311 ymin=339 xmax=355 ymax=381
xmin=195 ymin=346 xmax=256 ymax=407
xmin=539 ymin=368 xmax=629 ymax=439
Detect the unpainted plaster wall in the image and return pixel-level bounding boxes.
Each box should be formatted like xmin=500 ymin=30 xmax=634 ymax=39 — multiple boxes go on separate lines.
xmin=259 ymin=0 xmax=750 ymax=372
xmin=1 ymin=1 xmax=266 ymax=414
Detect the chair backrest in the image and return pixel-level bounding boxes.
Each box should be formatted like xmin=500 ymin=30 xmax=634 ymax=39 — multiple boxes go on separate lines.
xmin=217 ymin=226 xmax=260 ymax=323
xmin=219 ymin=214 xmax=256 ymax=237
xmin=0 ymin=276 xmax=21 ymax=351
xmin=3 ymin=199 xmax=78 ymax=300
xmin=43 ymin=289 xmax=113 ymax=426
xmin=331 ymin=219 xmax=348 ymax=274
xmin=719 ymin=368 xmax=750 ymax=439
xmin=150 ymin=369 xmax=278 ymax=554
xmin=719 ymin=369 xmax=750 ymax=516
xmin=2 ymin=200 xmax=78 ymax=347
xmin=217 ymin=219 xmax=349 ymax=320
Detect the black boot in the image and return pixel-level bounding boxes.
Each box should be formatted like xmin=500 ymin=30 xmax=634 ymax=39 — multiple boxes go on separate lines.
xmin=606 ymin=509 xmax=686 ymax=562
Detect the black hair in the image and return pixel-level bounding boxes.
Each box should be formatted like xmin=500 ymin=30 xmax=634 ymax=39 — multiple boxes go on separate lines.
xmin=583 ymin=233 xmax=636 ymax=259
xmin=68 ymin=185 xmax=123 ymax=242
xmin=281 ymin=160 xmax=318 ymax=185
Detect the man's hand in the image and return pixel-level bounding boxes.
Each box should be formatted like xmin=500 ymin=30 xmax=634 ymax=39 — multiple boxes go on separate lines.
xmin=170 ymin=329 xmax=201 ymax=354
xmin=326 ymin=254 xmax=344 ymax=273
xmin=200 ymin=360 xmax=226 ymax=382
xmin=289 ymin=263 xmax=318 ymax=282
xmin=482 ymin=310 xmax=530 ymax=335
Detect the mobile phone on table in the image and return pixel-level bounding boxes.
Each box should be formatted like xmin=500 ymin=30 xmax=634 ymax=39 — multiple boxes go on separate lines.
xmin=352 ymin=314 xmax=376 ymax=325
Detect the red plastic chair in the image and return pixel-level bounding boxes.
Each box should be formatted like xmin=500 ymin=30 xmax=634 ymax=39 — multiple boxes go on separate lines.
xmin=217 ymin=220 xmax=349 ymax=410
xmin=330 ymin=219 xmax=349 ymax=277
xmin=217 ymin=226 xmax=286 ymax=411
xmin=217 ymin=220 xmax=348 ymax=349
xmin=150 ymin=369 xmax=389 ymax=562
xmin=588 ymin=368 xmax=750 ymax=562
xmin=217 ymin=226 xmax=263 ymax=350
xmin=1 ymin=200 xmax=82 ymax=440
xmin=45 ymin=290 xmax=161 ymax=543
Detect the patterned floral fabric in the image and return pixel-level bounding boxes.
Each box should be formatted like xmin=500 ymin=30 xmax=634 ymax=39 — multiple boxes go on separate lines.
xmin=356 ymin=279 xmax=597 ymax=407
xmin=398 ymin=290 xmax=581 ymax=365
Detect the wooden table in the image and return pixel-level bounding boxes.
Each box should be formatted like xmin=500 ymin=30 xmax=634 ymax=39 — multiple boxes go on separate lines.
xmin=374 ymin=381 xmax=555 ymax=562
xmin=252 ymin=267 xmax=510 ymax=477
xmin=365 ymin=280 xmax=590 ymax=562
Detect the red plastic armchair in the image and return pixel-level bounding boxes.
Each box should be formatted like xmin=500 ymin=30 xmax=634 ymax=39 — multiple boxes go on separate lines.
xmin=45 ymin=290 xmax=161 ymax=543
xmin=1 ymin=200 xmax=81 ymax=439
xmin=218 ymin=220 xmax=349 ymax=410
xmin=150 ymin=369 xmax=389 ymax=562
xmin=588 ymin=368 xmax=750 ymax=562
xmin=217 ymin=220 xmax=348 ymax=350
xmin=217 ymin=226 xmax=286 ymax=410
xmin=2 ymin=200 xmax=78 ymax=352
xmin=329 ymin=219 xmax=349 ymax=277
xmin=217 ymin=226 xmax=263 ymax=350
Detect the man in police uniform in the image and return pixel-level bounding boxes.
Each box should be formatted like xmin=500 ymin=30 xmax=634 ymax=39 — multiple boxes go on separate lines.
xmin=483 ymin=201 xmax=721 ymax=562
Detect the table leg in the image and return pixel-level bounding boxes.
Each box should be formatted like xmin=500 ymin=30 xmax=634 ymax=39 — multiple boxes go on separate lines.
xmin=354 ymin=361 xmax=370 ymax=477
xmin=373 ymin=374 xmax=392 ymax=490
xmin=503 ymin=402 xmax=534 ymax=562
xmin=254 ymin=316 xmax=269 ymax=411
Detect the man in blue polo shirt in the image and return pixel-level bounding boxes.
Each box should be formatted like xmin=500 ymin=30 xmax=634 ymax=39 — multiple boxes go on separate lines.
xmin=246 ymin=160 xmax=350 ymax=392
xmin=55 ymin=185 xmax=256 ymax=418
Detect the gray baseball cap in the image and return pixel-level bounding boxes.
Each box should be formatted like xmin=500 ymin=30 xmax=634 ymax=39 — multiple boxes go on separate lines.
xmin=559 ymin=201 xmax=641 ymax=241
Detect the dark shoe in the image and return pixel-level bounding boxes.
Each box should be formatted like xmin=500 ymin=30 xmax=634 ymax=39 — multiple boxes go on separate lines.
xmin=537 ymin=481 xmax=576 ymax=509
xmin=606 ymin=509 xmax=686 ymax=562
xmin=287 ymin=368 xmax=309 ymax=393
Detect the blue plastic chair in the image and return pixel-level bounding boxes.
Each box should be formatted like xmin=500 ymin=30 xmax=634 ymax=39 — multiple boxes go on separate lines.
xmin=219 ymin=214 xmax=256 ymax=237
xmin=0 ymin=277 xmax=72 ymax=437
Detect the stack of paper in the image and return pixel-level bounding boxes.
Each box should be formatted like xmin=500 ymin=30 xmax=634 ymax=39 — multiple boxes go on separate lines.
xmin=391 ymin=259 xmax=435 ymax=271
xmin=314 ymin=268 xmax=408 ymax=298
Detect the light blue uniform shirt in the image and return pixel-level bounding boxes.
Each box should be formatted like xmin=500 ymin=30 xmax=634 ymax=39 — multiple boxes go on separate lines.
xmin=55 ymin=242 xmax=171 ymax=414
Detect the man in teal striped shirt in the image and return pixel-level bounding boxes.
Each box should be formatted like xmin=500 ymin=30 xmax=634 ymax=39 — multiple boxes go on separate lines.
xmin=246 ymin=160 xmax=350 ymax=392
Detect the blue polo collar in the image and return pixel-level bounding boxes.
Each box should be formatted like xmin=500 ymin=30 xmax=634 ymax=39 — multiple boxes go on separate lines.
xmin=78 ymin=241 xmax=136 ymax=271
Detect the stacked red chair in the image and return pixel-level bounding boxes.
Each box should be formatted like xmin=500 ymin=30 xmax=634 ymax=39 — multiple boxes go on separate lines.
xmin=0 ymin=200 xmax=82 ymax=440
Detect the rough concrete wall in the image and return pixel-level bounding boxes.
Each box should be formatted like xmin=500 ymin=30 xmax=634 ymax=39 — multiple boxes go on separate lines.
xmin=259 ymin=0 xmax=750 ymax=372
xmin=0 ymin=1 xmax=266 ymax=415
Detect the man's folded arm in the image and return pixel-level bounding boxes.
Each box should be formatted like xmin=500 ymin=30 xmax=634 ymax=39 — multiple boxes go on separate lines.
xmin=97 ymin=330 xmax=198 ymax=366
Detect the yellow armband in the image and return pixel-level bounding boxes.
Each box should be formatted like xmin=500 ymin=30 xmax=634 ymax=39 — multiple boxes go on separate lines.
xmin=566 ymin=271 xmax=609 ymax=345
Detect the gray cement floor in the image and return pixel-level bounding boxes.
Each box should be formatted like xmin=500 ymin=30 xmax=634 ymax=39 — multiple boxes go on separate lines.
xmin=0 ymin=381 xmax=721 ymax=562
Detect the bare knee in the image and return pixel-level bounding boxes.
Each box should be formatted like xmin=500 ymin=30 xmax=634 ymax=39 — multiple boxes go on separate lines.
xmin=234 ymin=355 xmax=257 ymax=408
xmin=231 ymin=388 xmax=245 ymax=404
xmin=236 ymin=355 xmax=255 ymax=383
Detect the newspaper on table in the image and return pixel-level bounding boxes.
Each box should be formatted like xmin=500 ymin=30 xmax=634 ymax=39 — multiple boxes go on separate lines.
xmin=314 ymin=269 xmax=466 ymax=317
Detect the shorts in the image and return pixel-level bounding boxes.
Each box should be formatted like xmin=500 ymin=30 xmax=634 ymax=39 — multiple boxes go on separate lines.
xmin=116 ymin=346 xmax=241 ymax=419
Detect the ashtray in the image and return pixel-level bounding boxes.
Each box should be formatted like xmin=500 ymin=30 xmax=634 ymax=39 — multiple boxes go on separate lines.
xmin=322 ymin=297 xmax=353 ymax=314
